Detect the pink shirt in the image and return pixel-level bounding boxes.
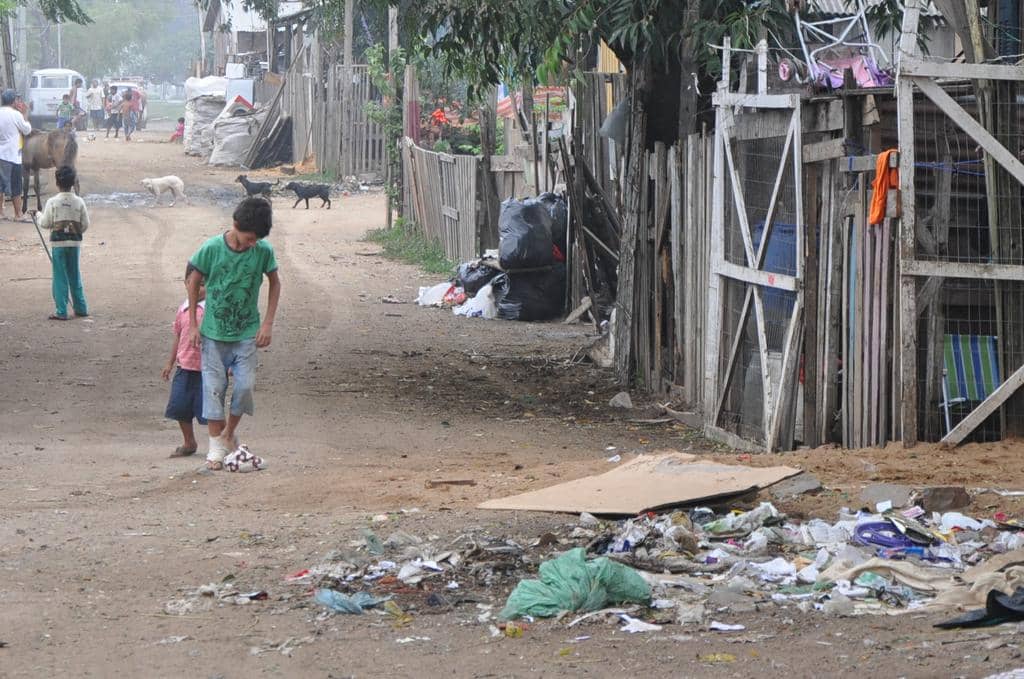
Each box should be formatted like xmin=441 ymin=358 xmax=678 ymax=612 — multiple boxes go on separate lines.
xmin=173 ymin=300 xmax=205 ymax=371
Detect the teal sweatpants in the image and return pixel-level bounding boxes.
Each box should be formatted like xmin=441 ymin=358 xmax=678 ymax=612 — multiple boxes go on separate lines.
xmin=52 ymin=246 xmax=88 ymax=317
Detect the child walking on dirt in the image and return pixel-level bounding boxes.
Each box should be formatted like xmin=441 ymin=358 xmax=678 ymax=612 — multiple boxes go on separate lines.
xmin=36 ymin=165 xmax=88 ymax=320
xmin=162 ymin=263 xmax=207 ymax=457
xmin=186 ymin=197 xmax=280 ymax=470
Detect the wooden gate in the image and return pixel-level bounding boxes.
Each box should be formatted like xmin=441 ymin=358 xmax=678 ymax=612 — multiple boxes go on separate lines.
xmin=705 ymin=47 xmax=805 ymax=452
xmin=897 ymin=0 xmax=1024 ymax=445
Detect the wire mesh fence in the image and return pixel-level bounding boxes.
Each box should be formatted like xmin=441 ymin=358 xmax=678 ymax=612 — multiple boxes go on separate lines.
xmin=906 ymin=63 xmax=1024 ymax=443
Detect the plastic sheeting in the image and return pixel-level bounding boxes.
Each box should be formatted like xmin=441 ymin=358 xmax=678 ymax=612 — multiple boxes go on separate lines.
xmin=183 ymin=76 xmax=228 ymax=158
xmin=209 ymin=109 xmax=266 ymax=167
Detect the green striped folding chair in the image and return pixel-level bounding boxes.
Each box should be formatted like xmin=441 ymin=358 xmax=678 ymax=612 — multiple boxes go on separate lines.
xmin=942 ymin=334 xmax=1001 ymax=434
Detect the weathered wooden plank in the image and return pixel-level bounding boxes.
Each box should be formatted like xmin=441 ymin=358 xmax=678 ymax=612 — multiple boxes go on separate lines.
xmin=802 ymin=137 xmax=847 ymax=163
xmin=704 ymin=93 xmax=727 ymax=424
xmin=903 ymin=260 xmax=1024 ymax=281
xmin=669 ymin=145 xmax=684 ymax=387
xmin=713 ymin=260 xmax=798 ymax=291
xmin=879 ymin=218 xmax=892 ymax=443
xmin=897 ymin=0 xmax=922 ymax=446
xmin=712 ymin=92 xmax=800 ymax=109
xmin=803 ymin=163 xmax=821 ymax=447
xmin=903 ymin=57 xmax=1024 ymax=82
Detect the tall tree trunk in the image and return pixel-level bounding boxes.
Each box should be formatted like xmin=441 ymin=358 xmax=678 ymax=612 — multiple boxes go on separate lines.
xmin=614 ymin=59 xmax=650 ymax=385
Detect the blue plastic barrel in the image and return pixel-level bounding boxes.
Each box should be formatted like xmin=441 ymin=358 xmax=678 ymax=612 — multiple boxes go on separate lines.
xmin=753 ymin=221 xmax=797 ymax=316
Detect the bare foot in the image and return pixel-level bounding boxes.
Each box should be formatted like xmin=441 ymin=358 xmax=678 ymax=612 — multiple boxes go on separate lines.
xmin=206 ymin=460 xmax=223 ymax=470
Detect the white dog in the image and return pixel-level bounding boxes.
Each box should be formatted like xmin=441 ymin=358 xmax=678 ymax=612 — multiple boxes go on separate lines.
xmin=141 ymin=176 xmax=188 ymax=207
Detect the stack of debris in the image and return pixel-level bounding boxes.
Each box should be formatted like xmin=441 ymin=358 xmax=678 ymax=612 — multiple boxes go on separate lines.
xmin=183 ymin=76 xmax=228 ymax=158
xmin=416 ymin=194 xmax=568 ymax=322
xmin=167 ymin=451 xmax=1024 ymax=642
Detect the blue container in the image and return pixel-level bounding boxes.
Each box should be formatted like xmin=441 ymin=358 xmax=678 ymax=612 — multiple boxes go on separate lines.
xmin=752 ymin=221 xmax=797 ymax=323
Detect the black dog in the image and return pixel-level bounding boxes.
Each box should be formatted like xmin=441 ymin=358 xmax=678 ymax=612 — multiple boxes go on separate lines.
xmin=284 ymin=181 xmax=331 ymax=209
xmin=236 ymin=174 xmax=276 ymax=198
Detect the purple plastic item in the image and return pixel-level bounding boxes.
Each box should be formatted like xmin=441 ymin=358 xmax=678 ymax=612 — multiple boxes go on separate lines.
xmin=855 ymin=522 xmax=918 ymax=549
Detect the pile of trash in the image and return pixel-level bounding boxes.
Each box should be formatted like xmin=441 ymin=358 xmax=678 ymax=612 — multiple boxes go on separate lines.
xmin=169 ymin=474 xmax=1024 ymax=638
xmin=297 ymin=490 xmax=1024 ymax=635
xmin=416 ymin=194 xmax=568 ymax=322
xmin=493 ymin=497 xmax=1024 ymax=631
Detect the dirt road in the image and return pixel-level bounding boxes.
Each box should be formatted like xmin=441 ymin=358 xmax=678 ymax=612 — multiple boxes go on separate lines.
xmin=1 ymin=131 xmax=1022 ymax=678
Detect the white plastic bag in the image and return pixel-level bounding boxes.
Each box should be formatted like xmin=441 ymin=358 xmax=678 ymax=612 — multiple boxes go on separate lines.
xmin=416 ymin=282 xmax=450 ymax=307
xmin=452 ymin=283 xmax=498 ymax=319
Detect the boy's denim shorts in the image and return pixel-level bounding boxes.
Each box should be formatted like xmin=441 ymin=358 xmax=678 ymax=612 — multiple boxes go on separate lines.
xmin=201 ymin=337 xmax=258 ymax=421
xmin=164 ymin=367 xmax=207 ymax=424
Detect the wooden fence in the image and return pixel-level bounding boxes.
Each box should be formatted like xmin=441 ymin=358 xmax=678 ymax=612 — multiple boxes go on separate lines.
xmin=250 ymin=44 xmax=385 ymax=179
xmin=318 ymin=64 xmax=386 ymax=179
xmin=401 ymin=137 xmax=481 ymax=262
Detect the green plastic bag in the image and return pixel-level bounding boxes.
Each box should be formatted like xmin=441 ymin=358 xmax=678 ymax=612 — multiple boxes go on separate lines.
xmin=499 ymin=547 xmax=651 ymax=619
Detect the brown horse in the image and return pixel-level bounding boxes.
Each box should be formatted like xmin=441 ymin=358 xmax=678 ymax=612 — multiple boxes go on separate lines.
xmin=22 ymin=129 xmax=79 ymax=211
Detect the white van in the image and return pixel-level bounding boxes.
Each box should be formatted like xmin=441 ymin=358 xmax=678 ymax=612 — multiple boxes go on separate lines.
xmin=26 ymin=68 xmax=86 ymax=126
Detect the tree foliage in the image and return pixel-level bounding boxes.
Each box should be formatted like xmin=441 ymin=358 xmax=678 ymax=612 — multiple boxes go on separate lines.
xmin=58 ymin=0 xmax=195 ymax=79
xmin=27 ymin=0 xmax=91 ymax=23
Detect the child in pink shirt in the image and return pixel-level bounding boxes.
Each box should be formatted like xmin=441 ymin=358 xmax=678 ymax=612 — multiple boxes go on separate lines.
xmin=161 ymin=263 xmax=206 ymax=456
xmin=169 ymin=117 xmax=185 ymax=143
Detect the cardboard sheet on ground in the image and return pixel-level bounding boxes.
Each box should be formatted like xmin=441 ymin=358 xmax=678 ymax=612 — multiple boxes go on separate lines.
xmin=478 ymin=452 xmax=802 ymax=515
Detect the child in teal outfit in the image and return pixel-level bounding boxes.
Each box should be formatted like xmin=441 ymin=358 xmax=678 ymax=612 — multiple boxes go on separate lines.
xmin=37 ymin=165 xmax=89 ymax=320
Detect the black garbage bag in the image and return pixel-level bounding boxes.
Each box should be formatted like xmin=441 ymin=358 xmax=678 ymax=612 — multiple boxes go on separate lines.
xmin=935 ymin=587 xmax=1024 ymax=629
xmin=497 ymin=263 xmax=567 ymax=321
xmin=499 ymin=198 xmax=554 ymax=270
xmin=536 ymin=192 xmax=568 ymax=251
xmin=456 ymin=262 xmax=501 ymax=296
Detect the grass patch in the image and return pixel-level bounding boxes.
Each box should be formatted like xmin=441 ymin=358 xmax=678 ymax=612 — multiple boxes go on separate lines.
xmin=146 ymin=100 xmax=185 ymax=122
xmin=365 ymin=220 xmax=455 ymax=275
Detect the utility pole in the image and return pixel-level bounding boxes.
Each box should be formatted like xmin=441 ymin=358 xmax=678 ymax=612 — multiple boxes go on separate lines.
xmin=56 ymin=21 xmax=61 ymax=68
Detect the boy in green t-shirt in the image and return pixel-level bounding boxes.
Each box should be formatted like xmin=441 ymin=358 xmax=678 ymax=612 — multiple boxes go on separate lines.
xmin=56 ymin=94 xmax=74 ymax=130
xmin=186 ymin=197 xmax=281 ymax=469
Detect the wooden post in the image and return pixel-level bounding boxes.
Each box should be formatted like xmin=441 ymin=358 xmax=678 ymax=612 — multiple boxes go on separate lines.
xmin=669 ymin=145 xmax=684 ymax=388
xmin=704 ymin=41 xmax=731 ymax=425
xmin=821 ymin=161 xmax=842 ymax=444
xmin=615 ymin=60 xmax=650 ymax=386
xmin=803 ymin=163 xmax=820 ymax=447
xmin=897 ymin=0 xmax=922 ymax=446
xmin=343 ymin=0 xmax=354 ymax=66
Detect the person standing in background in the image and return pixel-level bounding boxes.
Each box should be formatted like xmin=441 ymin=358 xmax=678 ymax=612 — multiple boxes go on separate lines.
xmin=86 ymin=80 xmax=105 ymax=130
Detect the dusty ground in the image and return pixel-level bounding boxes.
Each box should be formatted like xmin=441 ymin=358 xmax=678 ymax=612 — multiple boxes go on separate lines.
xmin=2 ymin=127 xmax=1024 ymax=678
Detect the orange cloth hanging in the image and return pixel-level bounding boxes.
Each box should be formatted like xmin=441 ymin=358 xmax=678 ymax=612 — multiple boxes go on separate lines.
xmin=869 ymin=149 xmax=899 ymax=226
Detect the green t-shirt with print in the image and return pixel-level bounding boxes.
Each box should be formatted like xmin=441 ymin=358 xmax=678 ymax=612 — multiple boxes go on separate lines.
xmin=189 ymin=233 xmax=278 ymax=342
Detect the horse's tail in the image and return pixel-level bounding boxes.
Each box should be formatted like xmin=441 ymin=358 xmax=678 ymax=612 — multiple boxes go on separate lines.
xmin=61 ymin=133 xmax=79 ymax=167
